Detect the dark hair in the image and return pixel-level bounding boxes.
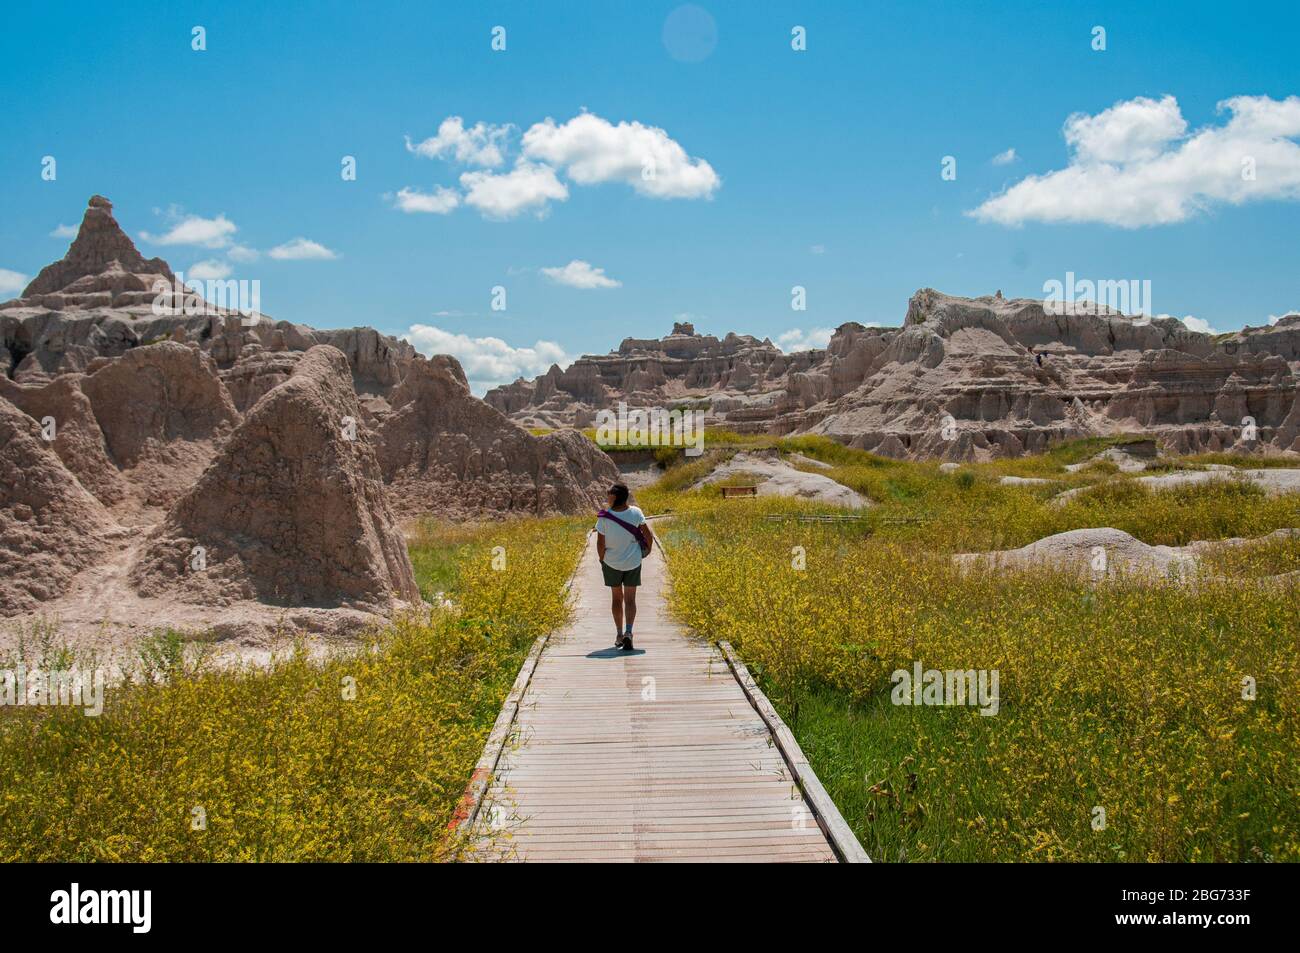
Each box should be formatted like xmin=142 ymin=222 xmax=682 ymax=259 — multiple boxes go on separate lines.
xmin=608 ymin=483 xmax=630 ymax=506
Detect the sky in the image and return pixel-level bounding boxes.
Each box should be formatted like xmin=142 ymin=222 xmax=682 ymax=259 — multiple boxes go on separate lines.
xmin=1 ymin=0 xmax=1298 ymax=393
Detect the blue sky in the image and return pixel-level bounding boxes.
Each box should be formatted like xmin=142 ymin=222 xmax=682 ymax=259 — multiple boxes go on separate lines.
xmin=2 ymin=0 xmax=1298 ymax=392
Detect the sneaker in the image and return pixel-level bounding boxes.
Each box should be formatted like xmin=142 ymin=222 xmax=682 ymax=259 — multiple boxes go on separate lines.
xmin=621 ymin=633 xmax=634 ymax=652
xmin=614 ymin=634 xmax=626 ymax=648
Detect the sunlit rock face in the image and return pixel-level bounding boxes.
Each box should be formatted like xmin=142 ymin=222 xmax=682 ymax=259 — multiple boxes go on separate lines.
xmin=486 ymin=289 xmax=1300 ymax=460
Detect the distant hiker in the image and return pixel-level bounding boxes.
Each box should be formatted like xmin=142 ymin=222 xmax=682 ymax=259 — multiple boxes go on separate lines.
xmin=1036 ymin=351 xmax=1044 ymax=367
xmin=596 ymin=482 xmax=654 ymax=652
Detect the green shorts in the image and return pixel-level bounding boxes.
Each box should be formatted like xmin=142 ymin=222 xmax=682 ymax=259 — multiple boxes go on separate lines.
xmin=601 ymin=561 xmax=642 ymax=588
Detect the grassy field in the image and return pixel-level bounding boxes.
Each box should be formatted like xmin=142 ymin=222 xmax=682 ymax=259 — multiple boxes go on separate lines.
xmin=651 ymin=436 xmax=1300 ymax=861
xmin=0 ymin=517 xmax=585 ymax=861
xmin=2 ymin=426 xmax=1294 ymax=863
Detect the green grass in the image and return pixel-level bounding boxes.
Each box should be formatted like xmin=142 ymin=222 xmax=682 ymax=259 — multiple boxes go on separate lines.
xmin=655 ymin=446 xmax=1300 ymax=862
xmin=1184 ymin=452 xmax=1300 ymax=469
xmin=1200 ymin=532 xmax=1300 ymax=578
xmin=406 ymin=519 xmax=490 ymax=600
xmin=0 ymin=517 xmax=586 ymax=861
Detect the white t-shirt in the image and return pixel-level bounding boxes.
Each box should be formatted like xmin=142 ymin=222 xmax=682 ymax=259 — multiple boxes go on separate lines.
xmin=596 ymin=505 xmax=647 ymax=571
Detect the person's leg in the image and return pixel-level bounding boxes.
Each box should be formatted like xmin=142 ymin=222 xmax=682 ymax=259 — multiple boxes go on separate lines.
xmin=622 ymin=586 xmax=637 ymax=634
xmin=609 ymin=583 xmax=624 ymax=639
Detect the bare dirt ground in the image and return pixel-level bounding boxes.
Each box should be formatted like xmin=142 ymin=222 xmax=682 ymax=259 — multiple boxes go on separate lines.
xmin=0 ymin=524 xmax=392 ymax=670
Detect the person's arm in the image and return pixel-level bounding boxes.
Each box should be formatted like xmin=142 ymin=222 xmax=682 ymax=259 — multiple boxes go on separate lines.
xmin=596 ymin=531 xmax=606 ymax=563
xmin=642 ymin=520 xmax=655 ymax=545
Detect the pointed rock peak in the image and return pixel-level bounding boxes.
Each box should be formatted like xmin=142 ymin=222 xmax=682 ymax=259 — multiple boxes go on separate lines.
xmin=23 ymin=195 xmax=175 ymax=297
xmin=131 ymin=344 xmax=420 ymax=610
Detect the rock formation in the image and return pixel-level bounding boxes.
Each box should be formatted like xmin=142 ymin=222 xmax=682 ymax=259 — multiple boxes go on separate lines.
xmin=19 ymin=195 xmax=175 ymax=305
xmin=81 ymin=342 xmax=241 ymax=509
xmin=0 ymin=196 xmax=622 ymax=644
xmin=0 ymin=341 xmax=240 ymax=519
xmin=131 ymin=347 xmax=419 ymax=611
xmin=487 ymin=291 xmax=1300 ymax=460
xmin=0 ymin=373 xmax=130 ymax=507
xmin=0 ymin=396 xmax=117 ymax=614
xmin=0 ymin=195 xmax=618 ymax=517
xmin=692 ymin=449 xmax=868 ymax=508
xmin=377 ymin=354 xmax=620 ymax=519
xmin=955 ymin=526 xmax=1300 ymax=583
xmin=485 ymin=323 xmax=812 ymax=430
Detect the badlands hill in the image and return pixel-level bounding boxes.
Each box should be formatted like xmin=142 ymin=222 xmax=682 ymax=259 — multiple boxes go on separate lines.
xmin=0 ymin=196 xmax=618 ymax=641
xmin=487 ymin=300 xmax=1300 ymax=460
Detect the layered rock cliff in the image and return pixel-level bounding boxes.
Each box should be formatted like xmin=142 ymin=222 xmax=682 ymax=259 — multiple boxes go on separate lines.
xmin=486 ymin=290 xmax=1300 ymax=459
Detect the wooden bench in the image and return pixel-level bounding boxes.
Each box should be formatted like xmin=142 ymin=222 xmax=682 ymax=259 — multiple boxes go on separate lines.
xmin=720 ymin=485 xmax=758 ymax=498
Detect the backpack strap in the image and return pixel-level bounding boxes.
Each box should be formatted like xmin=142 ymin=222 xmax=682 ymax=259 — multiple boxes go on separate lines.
xmin=597 ymin=509 xmax=651 ymax=554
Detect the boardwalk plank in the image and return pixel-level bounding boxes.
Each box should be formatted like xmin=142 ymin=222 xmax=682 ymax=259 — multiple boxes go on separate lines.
xmin=476 ymin=537 xmax=836 ymax=863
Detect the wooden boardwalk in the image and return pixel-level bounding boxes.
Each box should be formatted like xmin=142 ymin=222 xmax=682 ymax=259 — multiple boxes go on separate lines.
xmin=474 ymin=534 xmax=837 ymax=862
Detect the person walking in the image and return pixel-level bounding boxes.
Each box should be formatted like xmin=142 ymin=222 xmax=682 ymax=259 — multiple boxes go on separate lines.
xmin=595 ymin=482 xmax=654 ymax=651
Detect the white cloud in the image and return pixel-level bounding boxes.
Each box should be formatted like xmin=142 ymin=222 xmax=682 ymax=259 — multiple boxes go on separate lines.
xmin=777 ymin=327 xmax=835 ymax=352
xmin=141 ymin=213 xmax=237 ymax=248
xmin=402 ymin=324 xmax=569 ymax=393
xmin=992 ymin=148 xmax=1018 ymax=165
xmin=460 ymin=161 xmax=569 ymax=220
xmin=1067 ymin=96 xmax=1187 ymax=164
xmin=1177 ymin=315 xmax=1218 ymax=334
xmin=406 ymin=117 xmax=512 ymax=168
xmin=809 ymin=244 xmax=826 ymax=254
xmin=389 ymin=112 xmax=718 ymax=224
xmin=188 ymin=259 xmax=232 ymax=280
xmin=0 ymin=268 xmax=28 ymax=295
xmin=391 ymin=185 xmax=461 ymax=214
xmin=970 ymin=95 xmax=1300 ymax=227
xmin=521 ymin=112 xmax=720 ymax=199
xmin=1267 ymin=310 xmax=1298 ymax=326
xmin=268 ymin=238 xmax=338 ymax=260
xmin=540 ymin=259 xmax=621 ymax=289
xmin=389 ymin=112 xmax=720 ymax=222
xmin=227 ymin=244 xmax=260 ymax=263
xmin=50 ymin=223 xmax=78 ymax=239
